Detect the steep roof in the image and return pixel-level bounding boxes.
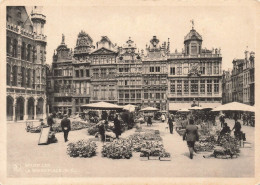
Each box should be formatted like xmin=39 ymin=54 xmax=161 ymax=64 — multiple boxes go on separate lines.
xmin=184 ymin=28 xmax=202 ymax=42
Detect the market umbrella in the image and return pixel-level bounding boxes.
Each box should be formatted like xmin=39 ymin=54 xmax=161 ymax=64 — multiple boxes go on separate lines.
xmin=140 ymin=107 xmax=158 ymax=111
xmin=81 ymin=101 xmax=123 ymax=110
xmin=212 ymin=102 xmax=255 ymax=112
xmin=189 ymin=106 xmax=203 ymax=110
xmin=177 ymin=108 xmax=190 ymax=112
xmin=123 ymin=104 xmax=136 ymax=112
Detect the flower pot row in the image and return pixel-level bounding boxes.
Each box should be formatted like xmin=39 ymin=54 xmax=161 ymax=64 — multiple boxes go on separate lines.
xmin=140 ymin=156 xmax=171 ymax=161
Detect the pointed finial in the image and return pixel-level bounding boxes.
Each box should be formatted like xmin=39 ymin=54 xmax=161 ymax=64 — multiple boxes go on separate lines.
xmin=62 ymin=34 xmax=65 ymax=44
xmin=191 ymin=19 xmax=194 ymax=29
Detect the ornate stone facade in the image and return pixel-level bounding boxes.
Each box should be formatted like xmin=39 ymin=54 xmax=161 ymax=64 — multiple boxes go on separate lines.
xmin=142 ymin=36 xmax=169 ymax=111
xmin=168 ymin=27 xmax=222 ymax=111
xmin=6 ymin=6 xmax=47 ymax=121
xmin=47 ymin=23 xmax=224 ymax=114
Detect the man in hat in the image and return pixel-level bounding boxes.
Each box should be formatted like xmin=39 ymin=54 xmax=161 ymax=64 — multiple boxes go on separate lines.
xmin=61 ymin=114 xmax=71 ymax=142
xmin=47 ymin=113 xmax=55 ymax=131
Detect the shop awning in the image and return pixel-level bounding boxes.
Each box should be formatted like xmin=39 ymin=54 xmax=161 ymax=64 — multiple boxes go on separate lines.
xmin=169 ymin=103 xmax=192 ymax=111
xmin=169 ymin=102 xmax=222 ymax=111
xmin=199 ymin=103 xmax=221 ymax=109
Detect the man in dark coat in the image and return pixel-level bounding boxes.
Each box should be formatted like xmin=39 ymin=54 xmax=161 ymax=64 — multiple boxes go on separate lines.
xmin=232 ymin=120 xmax=242 ymax=139
xmin=113 ymin=114 xmax=122 ymax=139
xmin=219 ymin=114 xmax=225 ymax=127
xmin=220 ymin=122 xmax=231 ymax=135
xmin=61 ymin=114 xmax=71 ymax=142
xmin=47 ymin=113 xmax=54 ymax=131
xmin=183 ymin=119 xmax=199 ymax=159
xmin=147 ymin=116 xmax=152 ymax=126
xmin=168 ymin=115 xmax=174 ymax=134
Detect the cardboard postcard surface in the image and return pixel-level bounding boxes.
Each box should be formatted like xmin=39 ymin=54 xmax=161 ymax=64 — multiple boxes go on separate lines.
xmin=0 ymin=0 xmax=259 ymax=184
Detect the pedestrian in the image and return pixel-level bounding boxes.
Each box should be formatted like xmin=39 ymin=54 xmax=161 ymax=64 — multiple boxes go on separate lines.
xmin=219 ymin=113 xmax=225 ymax=127
xmin=232 ymin=120 xmax=242 ymax=139
xmin=61 ymin=114 xmax=71 ymax=142
xmin=113 ymin=114 xmax=122 ymax=139
xmin=242 ymin=113 xmax=247 ymax=125
xmin=161 ymin=114 xmax=166 ymax=123
xmin=183 ymin=119 xmax=199 ymax=159
xmin=168 ymin=115 xmax=173 ymax=134
xmin=47 ymin=113 xmax=55 ymax=131
xmin=147 ymin=116 xmax=152 ymax=126
xmin=98 ymin=120 xmax=106 ymax=143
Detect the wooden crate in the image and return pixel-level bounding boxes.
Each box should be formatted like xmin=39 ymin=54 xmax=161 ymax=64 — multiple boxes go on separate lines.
xmin=159 ymin=157 xmax=171 ymax=161
xmin=149 ymin=156 xmax=160 ymax=160
xmin=140 ymin=157 xmax=149 ymax=161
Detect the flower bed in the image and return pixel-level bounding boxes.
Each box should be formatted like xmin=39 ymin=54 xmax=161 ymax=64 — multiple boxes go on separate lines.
xmin=53 ymin=121 xmax=94 ymax=132
xmin=194 ymin=135 xmax=216 ymax=153
xmin=159 ymin=151 xmax=171 ymax=161
xmin=87 ymin=126 xmax=99 ymax=136
xmin=102 ymin=139 xmax=132 ymax=159
xmin=215 ymin=133 xmax=240 ymax=158
xmin=67 ymin=140 xmax=97 ymax=158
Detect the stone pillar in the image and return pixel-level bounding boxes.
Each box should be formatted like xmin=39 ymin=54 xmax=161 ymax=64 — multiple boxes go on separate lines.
xmin=34 ymin=98 xmax=38 ymax=120
xmin=43 ymin=98 xmax=46 ymax=119
xmin=13 ymin=98 xmax=16 ymax=122
xmin=24 ymin=97 xmax=28 ymax=120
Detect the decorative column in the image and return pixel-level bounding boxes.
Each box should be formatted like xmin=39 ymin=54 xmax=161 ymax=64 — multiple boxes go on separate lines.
xmin=43 ymin=98 xmax=47 ymax=119
xmin=24 ymin=97 xmax=28 ymax=120
xmin=13 ymin=98 xmax=17 ymax=122
xmin=34 ymin=98 xmax=38 ymax=120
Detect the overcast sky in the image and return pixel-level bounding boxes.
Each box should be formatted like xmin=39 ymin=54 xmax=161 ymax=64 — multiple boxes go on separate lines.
xmin=27 ymin=5 xmax=256 ymax=70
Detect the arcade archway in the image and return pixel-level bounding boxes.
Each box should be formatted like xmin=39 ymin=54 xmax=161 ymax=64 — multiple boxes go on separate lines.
xmin=27 ymin=97 xmax=35 ymax=120
xmin=16 ymin=97 xmax=24 ymax=121
xmin=36 ymin=98 xmax=44 ymax=119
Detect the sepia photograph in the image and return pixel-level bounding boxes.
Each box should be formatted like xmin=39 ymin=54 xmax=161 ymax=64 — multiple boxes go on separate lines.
xmin=1 ymin=0 xmax=259 ymax=184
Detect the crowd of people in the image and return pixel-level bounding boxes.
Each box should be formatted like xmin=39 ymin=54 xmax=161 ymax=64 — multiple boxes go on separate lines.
xmin=44 ymin=107 xmax=251 ymax=161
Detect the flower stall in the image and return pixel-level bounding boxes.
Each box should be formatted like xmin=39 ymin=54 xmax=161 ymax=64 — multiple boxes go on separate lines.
xmin=101 ymin=139 xmax=132 ymax=159
xmin=67 ymin=140 xmax=97 ymax=158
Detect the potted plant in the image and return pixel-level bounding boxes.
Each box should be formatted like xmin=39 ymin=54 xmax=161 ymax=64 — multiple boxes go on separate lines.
xmin=159 ymin=151 xmax=171 ymax=161
xmin=149 ymin=148 xmax=161 ymax=160
xmin=140 ymin=152 xmax=149 ymax=161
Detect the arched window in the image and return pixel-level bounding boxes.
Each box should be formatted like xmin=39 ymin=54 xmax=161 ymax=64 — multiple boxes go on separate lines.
xmin=21 ymin=67 xmax=26 ymax=87
xmin=13 ymin=39 xmax=18 ymax=58
xmin=7 ymin=64 xmax=11 ymax=85
xmin=12 ymin=65 xmax=17 ymax=86
xmin=27 ymin=69 xmax=31 ymax=88
xmin=27 ymin=44 xmax=31 ymax=61
xmin=21 ymin=42 xmax=26 ymax=60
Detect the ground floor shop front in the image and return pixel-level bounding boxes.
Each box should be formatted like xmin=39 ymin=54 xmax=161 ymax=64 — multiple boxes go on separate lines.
xmin=6 ymin=94 xmax=47 ymax=121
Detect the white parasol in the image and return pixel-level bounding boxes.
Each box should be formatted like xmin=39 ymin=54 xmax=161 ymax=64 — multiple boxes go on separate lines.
xmin=140 ymin=107 xmax=158 ymax=111
xmin=81 ymin=101 xmax=123 ymax=110
xmin=212 ymin=102 xmax=255 ymax=112
xmin=189 ymin=106 xmax=203 ymax=110
xmin=122 ymin=104 xmax=136 ymax=112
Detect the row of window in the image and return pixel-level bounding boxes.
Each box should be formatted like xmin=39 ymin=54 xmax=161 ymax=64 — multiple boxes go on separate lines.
xmin=169 ymin=64 xmax=219 ymax=75
xmin=54 ymin=69 xmax=73 ymax=77
xmin=75 ymin=98 xmax=89 ymax=105
xmin=7 ymin=37 xmax=44 ymax=63
xmin=92 ymin=57 xmax=116 ymax=64
xmin=75 ymin=69 xmax=90 ymax=78
xmin=170 ymin=81 xmax=219 ymax=94
xmin=119 ymin=93 xmax=142 ymax=99
xmin=6 ymin=64 xmax=42 ymax=88
xmin=144 ymin=93 xmax=165 ymax=99
xmin=118 ymin=79 xmax=142 ymax=86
